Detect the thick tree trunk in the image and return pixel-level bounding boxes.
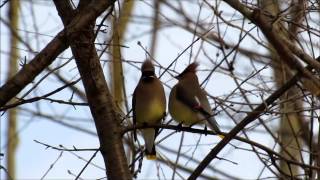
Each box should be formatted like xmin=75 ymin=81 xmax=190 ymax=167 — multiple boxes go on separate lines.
xmin=259 ymin=0 xmax=306 ymax=177
xmin=6 ymin=0 xmax=20 ymax=179
xmin=110 ymin=0 xmax=135 ymax=169
xmin=111 ymin=0 xmax=134 ymax=111
xmin=54 ymin=1 xmax=131 ymax=179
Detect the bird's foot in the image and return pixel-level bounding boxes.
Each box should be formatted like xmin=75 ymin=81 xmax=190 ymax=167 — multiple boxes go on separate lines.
xmin=176 ymin=123 xmax=183 ymax=132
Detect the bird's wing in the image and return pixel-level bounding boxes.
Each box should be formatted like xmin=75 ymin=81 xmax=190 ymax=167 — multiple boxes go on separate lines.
xmin=176 ymin=83 xmax=200 ymax=109
xmin=197 ymin=89 xmax=213 ymax=115
xmin=198 ymin=89 xmax=221 ymax=133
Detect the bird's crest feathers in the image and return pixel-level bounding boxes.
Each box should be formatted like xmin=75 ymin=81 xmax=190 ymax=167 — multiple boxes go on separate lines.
xmin=182 ymin=62 xmax=198 ymax=73
xmin=177 ymin=62 xmax=198 ymax=79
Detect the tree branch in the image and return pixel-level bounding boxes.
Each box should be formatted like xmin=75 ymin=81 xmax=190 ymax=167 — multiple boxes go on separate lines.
xmin=54 ymin=0 xmax=131 ymax=179
xmin=223 ymin=0 xmax=320 ymax=96
xmin=188 ymin=62 xmax=310 ymax=179
xmin=0 ymin=0 xmax=115 ymax=107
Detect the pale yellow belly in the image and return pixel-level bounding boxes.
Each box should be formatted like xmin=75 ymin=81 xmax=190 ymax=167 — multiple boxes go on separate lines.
xmin=135 ymin=100 xmax=165 ymax=125
xmin=169 ymin=95 xmax=202 ymax=126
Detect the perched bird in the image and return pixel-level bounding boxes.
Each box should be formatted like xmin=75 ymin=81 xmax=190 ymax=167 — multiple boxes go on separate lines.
xmin=169 ymin=62 xmax=221 ymax=134
xmin=132 ymin=60 xmax=166 ymax=160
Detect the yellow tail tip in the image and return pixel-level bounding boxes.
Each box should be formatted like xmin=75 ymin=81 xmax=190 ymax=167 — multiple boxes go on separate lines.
xmin=218 ymin=135 xmax=225 ymax=139
xmin=146 ymin=155 xmax=157 ymax=160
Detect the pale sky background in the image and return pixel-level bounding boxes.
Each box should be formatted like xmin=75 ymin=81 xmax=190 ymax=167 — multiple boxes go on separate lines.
xmin=0 ymin=0 xmax=304 ymax=179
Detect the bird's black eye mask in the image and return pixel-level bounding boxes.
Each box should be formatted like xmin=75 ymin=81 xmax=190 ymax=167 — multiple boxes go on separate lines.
xmin=142 ymin=71 xmax=155 ymax=77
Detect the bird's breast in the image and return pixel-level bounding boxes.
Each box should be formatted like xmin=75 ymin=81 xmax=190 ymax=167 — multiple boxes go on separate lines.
xmin=135 ymin=98 xmax=165 ymax=125
xmin=169 ymin=95 xmax=202 ymax=126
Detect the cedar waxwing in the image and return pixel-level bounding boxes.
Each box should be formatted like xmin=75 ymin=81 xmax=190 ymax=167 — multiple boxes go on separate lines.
xmin=169 ymin=62 xmax=221 ymax=134
xmin=132 ymin=60 xmax=166 ymax=160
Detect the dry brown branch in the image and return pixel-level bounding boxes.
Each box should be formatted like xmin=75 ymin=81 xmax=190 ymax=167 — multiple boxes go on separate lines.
xmin=0 ymin=1 xmax=116 ymax=107
xmin=53 ymin=0 xmax=131 ymax=179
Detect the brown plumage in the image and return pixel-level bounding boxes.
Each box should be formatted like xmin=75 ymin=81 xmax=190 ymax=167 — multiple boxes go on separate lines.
xmin=133 ymin=60 xmax=166 ymax=160
xmin=169 ymin=62 xmax=221 ymax=134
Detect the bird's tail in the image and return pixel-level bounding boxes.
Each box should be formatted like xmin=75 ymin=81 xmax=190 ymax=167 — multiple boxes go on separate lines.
xmin=142 ymin=128 xmax=157 ymax=160
xmin=145 ymin=145 xmax=157 ymax=160
xmin=207 ymin=117 xmax=224 ymax=138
